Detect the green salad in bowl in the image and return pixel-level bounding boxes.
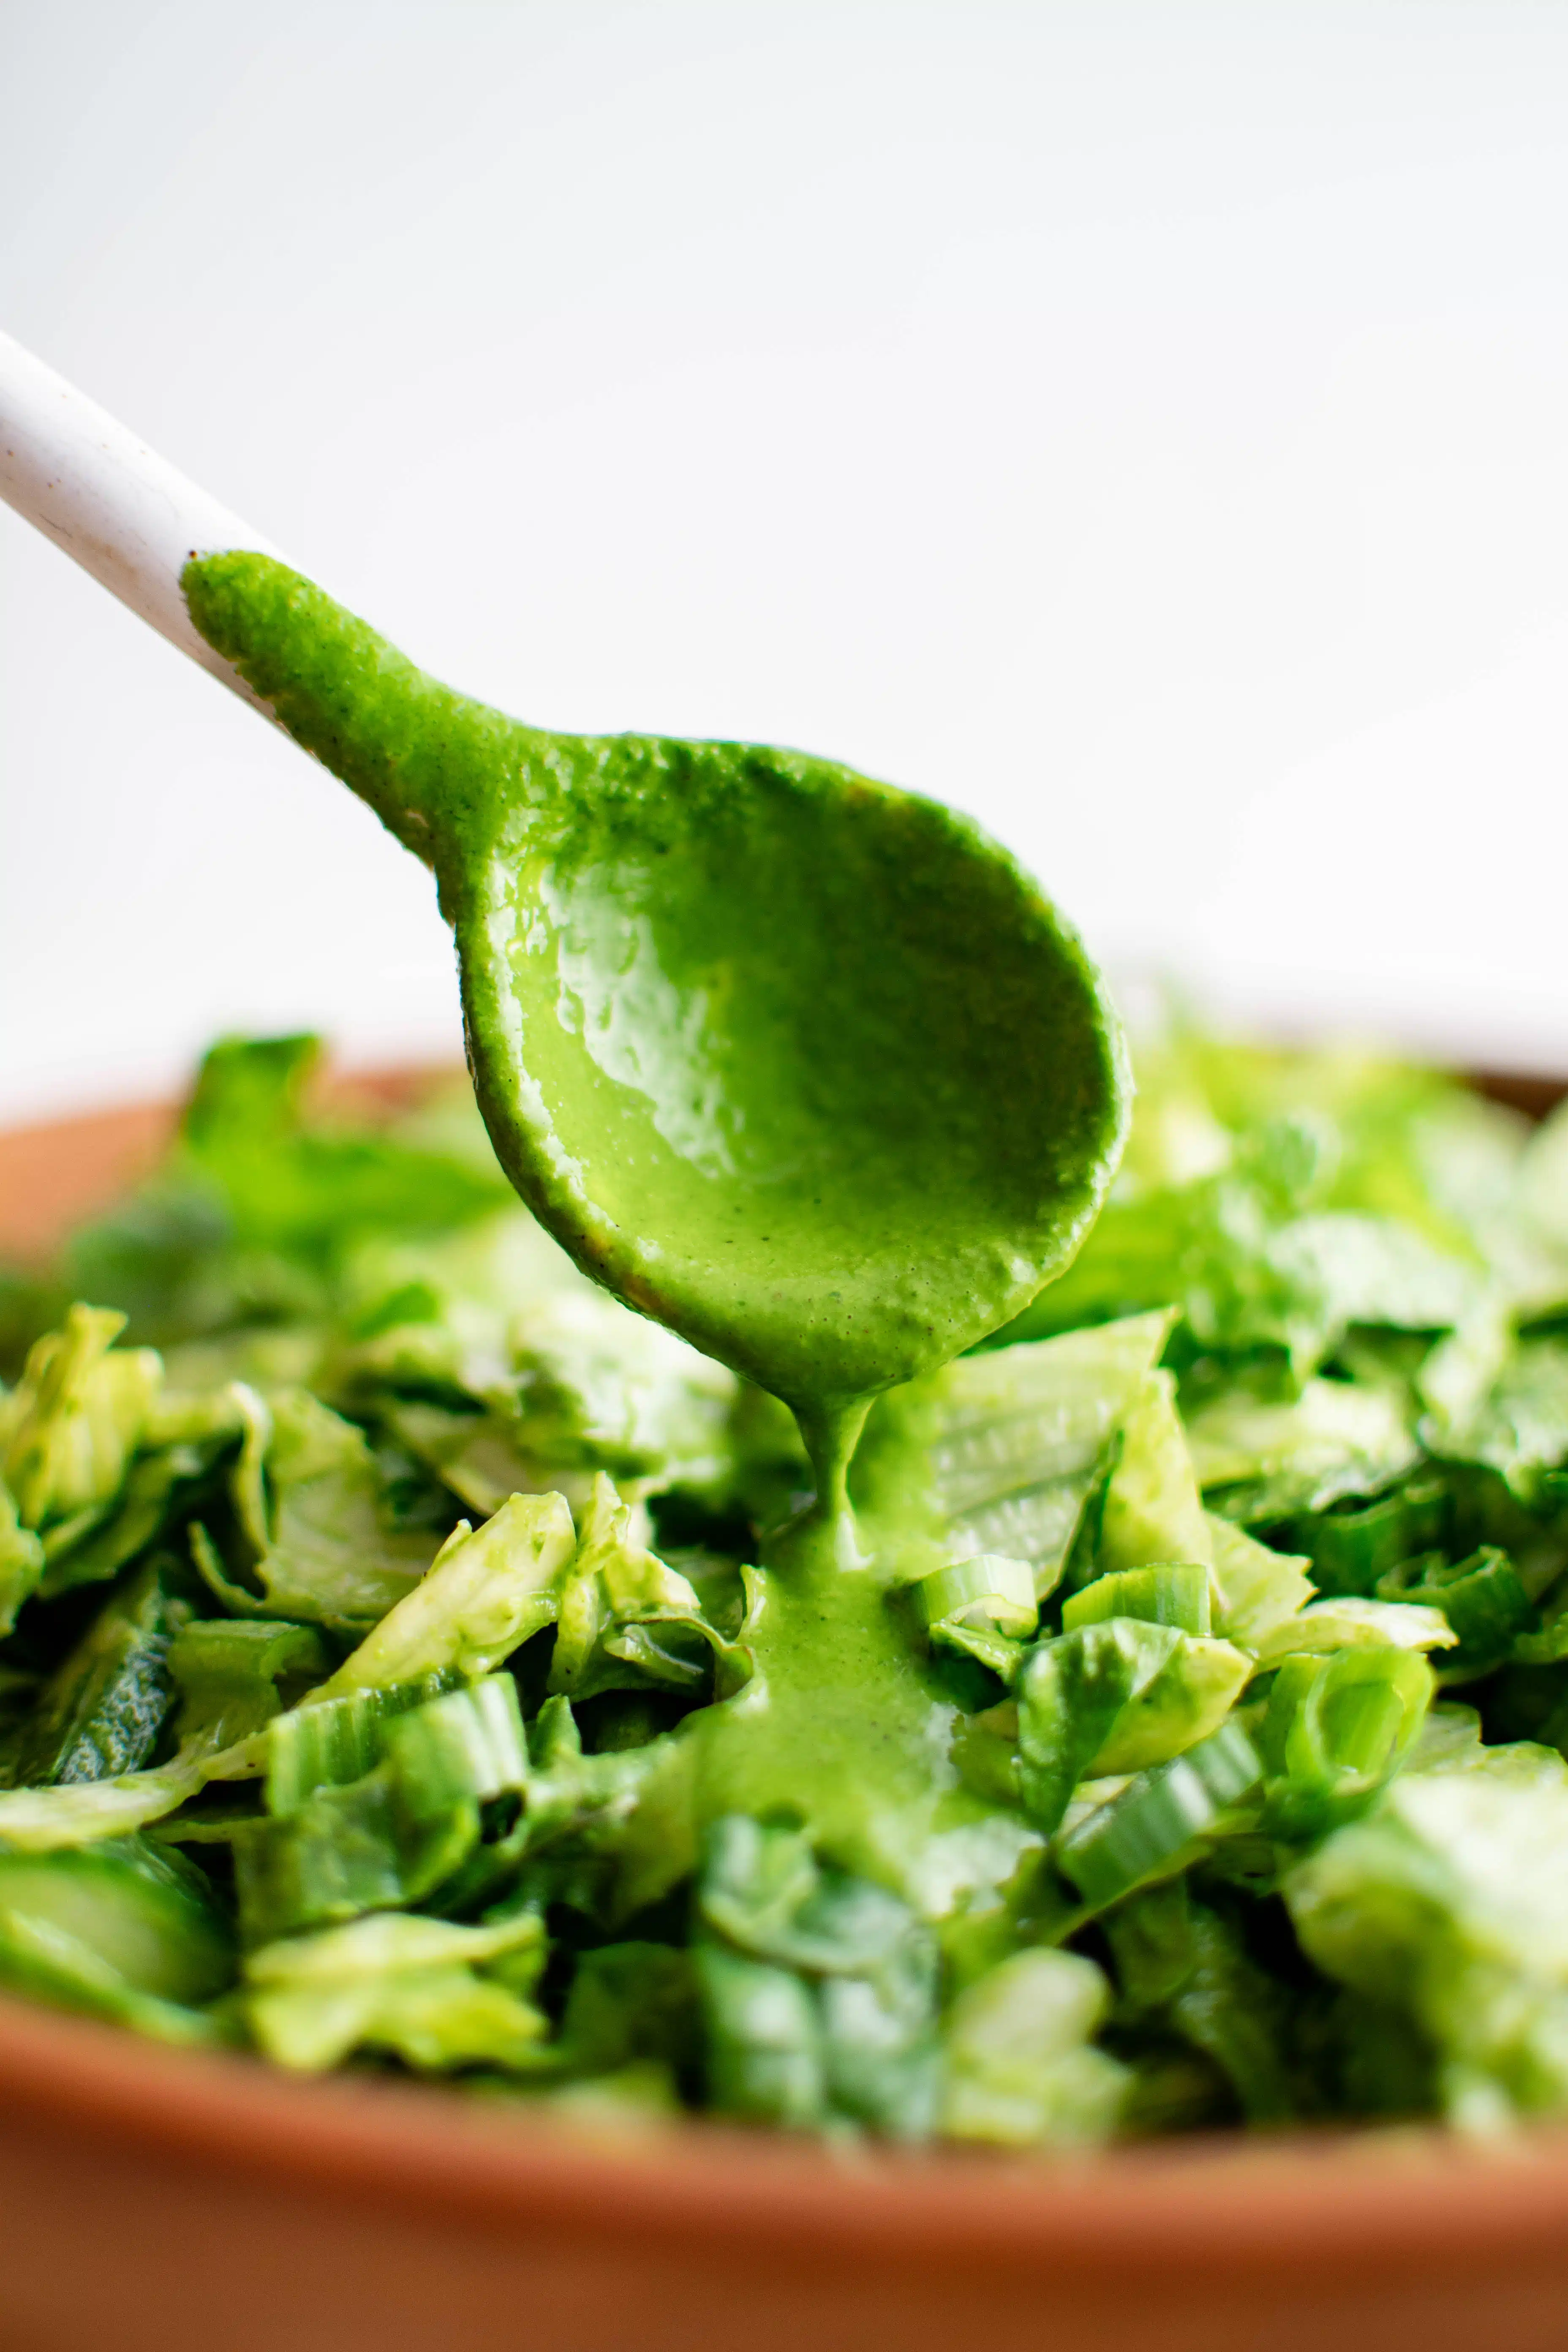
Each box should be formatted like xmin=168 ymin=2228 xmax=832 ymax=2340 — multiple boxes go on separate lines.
xmin=4 ymin=1024 xmax=1568 ymax=2146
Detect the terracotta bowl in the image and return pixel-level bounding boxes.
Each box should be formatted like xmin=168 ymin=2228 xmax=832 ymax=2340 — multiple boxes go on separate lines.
xmin=5 ymin=1079 xmax=1568 ymax=2352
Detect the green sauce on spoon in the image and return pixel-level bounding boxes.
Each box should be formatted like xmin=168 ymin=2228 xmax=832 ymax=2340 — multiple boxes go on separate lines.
xmin=184 ymin=550 xmax=1129 ymax=1910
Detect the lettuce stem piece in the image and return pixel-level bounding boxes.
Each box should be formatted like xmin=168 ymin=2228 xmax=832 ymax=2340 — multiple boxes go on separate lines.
xmin=232 ymin=1763 xmax=479 ymax=1945
xmin=1252 ymin=1596 xmax=1456 ymax=1664
xmin=263 ymin=1677 xmax=456 ymax=1815
xmin=0 ymin=1759 xmax=206 ymax=1853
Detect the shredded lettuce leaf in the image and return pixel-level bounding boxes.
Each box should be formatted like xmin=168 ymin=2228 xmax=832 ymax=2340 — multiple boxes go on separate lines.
xmin=244 ymin=1909 xmax=547 ymax=2072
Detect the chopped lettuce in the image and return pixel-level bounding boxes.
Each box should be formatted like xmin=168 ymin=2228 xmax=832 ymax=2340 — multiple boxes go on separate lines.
xmin=168 ymin=1617 xmax=331 ymax=1754
xmin=336 ymin=1209 xmax=740 ymax=1510
xmin=244 ymin=1909 xmax=547 ymax=2072
xmin=0 ymin=1484 xmax=44 ymax=1637
xmin=1285 ymin=1746 xmax=1568 ymax=2124
xmin=547 ymin=1474 xmax=751 ymax=1703
xmin=695 ymin=1816 xmax=940 ymax=2137
xmin=1097 ymin=1369 xmax=1214 ymax=1574
xmin=940 ymin=1949 xmax=1128 ymax=2145
xmin=1188 ymin=1378 xmax=1421 ymax=1523
xmin=1056 ymin=1719 xmax=1264 ymax=1911
xmin=57 ymin=1039 xmax=513 ymax=1355
xmin=318 ymin=1491 xmax=574 ymax=1693
xmin=0 ymin=1836 xmax=231 ymax=2043
xmin=1423 ymin=1334 xmax=1568 ymax=1502
xmin=999 ymin=1030 xmax=1560 ymax=1373
xmin=7 ymin=1559 xmax=182 ymax=1788
xmin=0 ymin=1306 xmax=161 ymax=1552
xmin=1017 ymin=1618 xmax=1251 ymax=1833
xmin=1252 ymin=1595 xmax=1456 ymax=1663
xmin=1104 ymin=1883 xmax=1300 ymax=2123
xmin=999 ymin=1136 xmax=1480 ymax=1378
xmin=854 ymin=1311 xmax=1173 ymax=1590
xmin=1206 ymin=1514 xmax=1316 ymax=1652
xmin=4 ymin=1025 xmax=1568 ymax=2147
xmin=191 ymin=1386 xmax=448 ymax=1630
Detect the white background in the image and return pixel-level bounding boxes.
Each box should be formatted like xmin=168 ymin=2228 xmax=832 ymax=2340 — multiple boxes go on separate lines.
xmin=5 ymin=0 xmax=1568 ymax=1123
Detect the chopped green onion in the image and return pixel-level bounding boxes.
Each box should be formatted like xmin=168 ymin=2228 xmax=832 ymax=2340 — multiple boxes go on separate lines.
xmin=906 ymin=1551 xmax=1040 ymax=1681
xmin=1260 ymin=1644 xmax=1432 ymax=1835
xmin=264 ymin=1674 xmax=455 ymax=1817
xmin=0 ymin=1760 xmax=208 ymax=1852
xmin=1055 ymin=1721 xmax=1263 ymax=1911
xmin=910 ymin=1554 xmax=1039 ymax=1639
xmin=1375 ymin=1546 xmax=1535 ymax=1679
xmin=1283 ymin=1474 xmax=1448 ymax=1598
xmin=382 ymin=1674 xmax=528 ymax=1813
xmin=1062 ymin=1562 xmax=1211 ymax=1637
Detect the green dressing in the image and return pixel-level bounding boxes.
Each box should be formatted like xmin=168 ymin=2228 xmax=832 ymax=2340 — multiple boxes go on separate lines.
xmin=184 ymin=552 xmax=1128 ymax=1912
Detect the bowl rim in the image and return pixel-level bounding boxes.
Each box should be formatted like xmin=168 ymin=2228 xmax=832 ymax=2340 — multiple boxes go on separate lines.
xmin=6 ymin=1988 xmax=1568 ymax=2285
xmin=7 ymin=1063 xmax=1568 ymax=2280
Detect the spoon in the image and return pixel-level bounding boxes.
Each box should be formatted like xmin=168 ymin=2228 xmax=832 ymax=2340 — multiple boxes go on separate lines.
xmin=0 ymin=330 xmax=1129 ymax=1442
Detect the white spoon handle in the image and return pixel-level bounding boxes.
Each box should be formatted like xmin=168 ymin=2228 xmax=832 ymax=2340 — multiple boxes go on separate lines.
xmin=0 ymin=328 xmax=283 ymax=713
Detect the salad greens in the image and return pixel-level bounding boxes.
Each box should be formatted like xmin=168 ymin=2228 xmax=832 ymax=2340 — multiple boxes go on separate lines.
xmin=7 ymin=1025 xmax=1568 ymax=2144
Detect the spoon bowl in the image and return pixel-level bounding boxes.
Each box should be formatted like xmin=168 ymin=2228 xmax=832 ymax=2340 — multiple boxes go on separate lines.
xmin=184 ymin=554 xmax=1130 ymax=1405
